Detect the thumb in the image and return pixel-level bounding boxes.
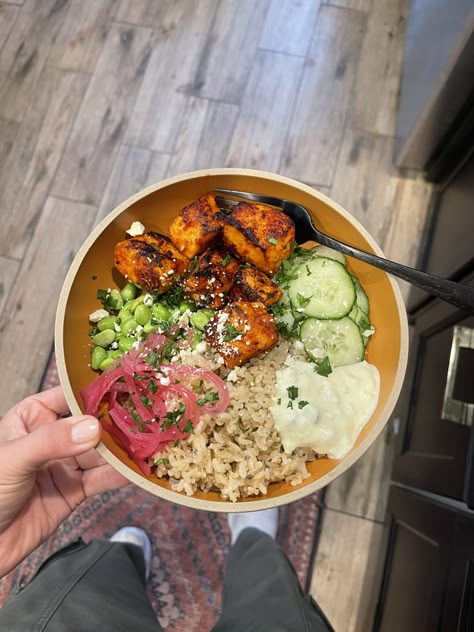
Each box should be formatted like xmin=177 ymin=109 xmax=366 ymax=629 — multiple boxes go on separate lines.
xmin=7 ymin=416 xmax=101 ymax=474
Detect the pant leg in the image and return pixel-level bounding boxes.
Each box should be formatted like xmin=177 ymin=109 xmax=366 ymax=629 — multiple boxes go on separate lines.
xmin=0 ymin=538 xmax=162 ymax=632
xmin=212 ymin=528 xmax=334 ymax=632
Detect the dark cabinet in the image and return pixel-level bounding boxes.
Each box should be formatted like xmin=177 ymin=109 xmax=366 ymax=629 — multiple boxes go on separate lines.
xmin=374 ymin=148 xmax=474 ymax=629
xmin=392 ymin=281 xmax=474 ymax=502
xmin=376 ymin=487 xmax=474 ymax=632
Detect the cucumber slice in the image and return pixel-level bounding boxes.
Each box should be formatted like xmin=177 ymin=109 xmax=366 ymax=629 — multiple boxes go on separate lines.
xmin=301 ymin=317 xmax=365 ymax=367
xmin=288 ymin=257 xmax=356 ymax=319
xmin=314 ymin=245 xmax=347 ymax=266
xmin=351 ymin=276 xmax=370 ymax=314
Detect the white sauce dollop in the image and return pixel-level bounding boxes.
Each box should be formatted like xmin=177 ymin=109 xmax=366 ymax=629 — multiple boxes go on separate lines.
xmin=270 ymin=358 xmax=380 ymax=459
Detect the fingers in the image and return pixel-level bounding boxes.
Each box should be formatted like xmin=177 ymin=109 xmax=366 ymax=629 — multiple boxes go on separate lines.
xmin=82 ymin=463 xmax=130 ymax=497
xmin=33 ymin=386 xmax=70 ymax=416
xmin=4 ymin=415 xmax=102 ymax=476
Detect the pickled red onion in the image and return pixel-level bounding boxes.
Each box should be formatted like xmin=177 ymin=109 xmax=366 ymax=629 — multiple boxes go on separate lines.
xmin=80 ymin=334 xmax=230 ymax=475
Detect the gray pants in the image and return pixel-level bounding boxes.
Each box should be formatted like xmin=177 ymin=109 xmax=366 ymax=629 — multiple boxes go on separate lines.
xmin=0 ymin=528 xmax=333 ymax=631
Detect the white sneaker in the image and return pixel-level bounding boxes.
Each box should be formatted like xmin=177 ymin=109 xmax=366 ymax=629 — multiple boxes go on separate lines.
xmin=228 ymin=508 xmax=279 ymax=545
xmin=110 ymin=526 xmax=152 ymax=580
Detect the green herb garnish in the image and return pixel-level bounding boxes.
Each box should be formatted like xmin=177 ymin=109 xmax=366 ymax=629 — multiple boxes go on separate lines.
xmin=287 ymin=385 xmax=298 ymax=400
xmin=148 ymin=379 xmax=158 ymax=394
xmin=140 ymin=395 xmax=153 ymax=408
xmin=223 ymin=325 xmax=245 ymax=341
xmin=155 ymin=458 xmax=170 ymax=466
xmin=197 ymin=391 xmax=219 ymax=406
xmin=296 ymin=293 xmax=311 ymax=308
xmin=184 ymin=420 xmax=194 ymax=433
xmin=143 ymin=348 xmax=160 ymax=369
xmin=131 ymin=411 xmax=144 ymax=432
xmin=315 ymin=356 xmax=333 ymax=377
xmin=221 ymin=254 xmax=231 ymax=266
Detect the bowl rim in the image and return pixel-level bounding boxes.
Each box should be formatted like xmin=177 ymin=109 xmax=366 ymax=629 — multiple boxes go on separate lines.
xmin=55 ymin=167 xmax=409 ymax=512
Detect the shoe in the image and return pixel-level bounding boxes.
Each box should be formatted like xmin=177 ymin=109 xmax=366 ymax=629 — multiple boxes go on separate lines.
xmin=228 ymin=508 xmax=279 ymax=545
xmin=110 ymin=526 xmax=152 ymax=579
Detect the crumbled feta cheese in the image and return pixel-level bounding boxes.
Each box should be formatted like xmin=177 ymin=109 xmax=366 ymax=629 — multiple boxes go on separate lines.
xmin=126 ymin=221 xmax=145 ymax=237
xmin=132 ymin=340 xmax=140 ymax=349
xmin=194 ymin=340 xmax=207 ymax=354
xmin=135 ymin=325 xmax=143 ymax=333
xmin=89 ymin=309 xmax=109 ymax=322
xmin=114 ymin=323 xmax=121 ymax=333
xmin=159 ymin=376 xmax=171 ymax=385
xmin=216 ymin=355 xmax=225 ymax=365
xmin=143 ymin=293 xmax=154 ymax=307
xmin=111 ymin=342 xmax=118 ymax=350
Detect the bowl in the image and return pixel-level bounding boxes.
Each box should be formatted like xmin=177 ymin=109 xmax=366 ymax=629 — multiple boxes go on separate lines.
xmin=55 ymin=168 xmax=408 ymax=512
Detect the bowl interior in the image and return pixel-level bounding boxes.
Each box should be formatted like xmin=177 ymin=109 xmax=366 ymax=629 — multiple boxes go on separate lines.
xmin=56 ymin=169 xmax=408 ymax=510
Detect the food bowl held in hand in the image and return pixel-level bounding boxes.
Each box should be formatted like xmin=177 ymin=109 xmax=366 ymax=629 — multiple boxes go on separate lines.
xmin=55 ymin=168 xmax=408 ymax=512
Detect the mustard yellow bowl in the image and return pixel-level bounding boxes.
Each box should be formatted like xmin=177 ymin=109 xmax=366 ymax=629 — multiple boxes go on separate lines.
xmin=55 ymin=168 xmax=408 ymax=512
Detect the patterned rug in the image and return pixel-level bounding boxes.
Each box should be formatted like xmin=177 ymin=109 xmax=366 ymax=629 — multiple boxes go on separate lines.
xmin=0 ymin=353 xmax=324 ymax=630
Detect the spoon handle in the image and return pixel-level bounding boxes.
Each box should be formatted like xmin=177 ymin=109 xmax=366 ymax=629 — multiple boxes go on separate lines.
xmin=317 ymin=233 xmax=474 ymax=313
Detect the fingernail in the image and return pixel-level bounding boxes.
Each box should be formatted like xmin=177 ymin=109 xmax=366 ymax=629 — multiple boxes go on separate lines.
xmin=71 ymin=417 xmax=99 ymax=444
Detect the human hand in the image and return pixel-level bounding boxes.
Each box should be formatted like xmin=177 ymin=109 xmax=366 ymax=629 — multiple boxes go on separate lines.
xmin=0 ymin=386 xmax=128 ymax=578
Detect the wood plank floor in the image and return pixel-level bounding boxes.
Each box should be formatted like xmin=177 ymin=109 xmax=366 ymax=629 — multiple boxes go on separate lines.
xmin=0 ymin=1 xmax=432 ymax=629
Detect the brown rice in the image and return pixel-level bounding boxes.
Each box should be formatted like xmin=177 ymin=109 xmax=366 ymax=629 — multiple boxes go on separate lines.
xmin=152 ymin=340 xmax=318 ymax=502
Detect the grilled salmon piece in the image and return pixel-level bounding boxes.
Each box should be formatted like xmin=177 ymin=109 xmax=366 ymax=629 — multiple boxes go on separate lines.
xmin=169 ymin=193 xmax=224 ymax=259
xmin=204 ymin=301 xmax=279 ymax=368
xmin=228 ymin=265 xmax=283 ymax=306
xmin=222 ymin=202 xmax=295 ymax=274
xmin=181 ymin=247 xmax=239 ymax=309
xmin=114 ymin=232 xmax=188 ymax=293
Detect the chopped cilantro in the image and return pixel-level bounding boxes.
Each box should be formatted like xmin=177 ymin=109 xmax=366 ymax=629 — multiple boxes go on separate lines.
xmin=315 ymin=356 xmax=333 ymax=377
xmin=91 ymin=275 xmax=97 ymax=280
xmin=173 ymin=439 xmax=180 ymax=447
xmin=188 ymin=256 xmax=199 ymax=273
xmin=98 ymin=412 xmax=105 ymax=419
xmin=131 ymin=411 xmax=144 ymax=432
xmin=268 ymin=236 xmax=278 ymax=245
xmin=148 ymin=379 xmax=158 ymax=394
xmin=184 ymin=420 xmax=194 ymax=433
xmin=240 ymin=262 xmax=252 ymax=268
xmin=221 ymin=253 xmax=231 ymax=266
xmin=296 ymin=293 xmax=311 ymax=308
xmin=298 ymin=400 xmax=309 ymax=409
xmin=155 ymin=458 xmax=170 ymax=466
xmin=196 ymin=379 xmax=204 ymax=393
xmin=161 ymin=402 xmax=186 ymax=429
xmin=305 ymin=265 xmax=311 ymax=276
xmin=140 ymin=395 xmax=153 ymax=408
xmin=287 ymin=385 xmax=298 ymax=400
xmin=197 ymin=391 xmax=219 ymax=406
xmin=223 ymin=325 xmax=245 ymax=341
xmin=97 ymin=288 xmax=108 ymax=302
xmin=88 ymin=327 xmax=98 ymax=337
xmin=143 ymin=348 xmax=160 ymax=369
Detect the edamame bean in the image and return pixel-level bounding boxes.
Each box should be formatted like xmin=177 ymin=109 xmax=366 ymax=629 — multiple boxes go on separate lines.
xmin=108 ymin=349 xmax=123 ymax=359
xmin=179 ymin=301 xmax=195 ymax=314
xmin=135 ymin=304 xmax=151 ymax=326
xmin=143 ymin=321 xmax=159 ymax=334
xmin=99 ymin=357 xmax=115 ymax=371
xmin=118 ymin=336 xmax=135 ymax=352
xmin=92 ymin=329 xmax=115 ymax=347
xmin=91 ymin=346 xmax=107 ymax=370
xmin=97 ymin=316 xmax=118 ymax=331
xmin=121 ymin=282 xmax=137 ymax=302
xmin=128 ymin=295 xmax=145 ymax=313
xmin=152 ymin=303 xmax=171 ymax=321
xmin=109 ymin=289 xmax=123 ymax=311
xmin=191 ymin=330 xmax=203 ymax=350
xmin=190 ymin=308 xmax=215 ymax=331
xmin=121 ymin=318 xmax=138 ymax=335
xmin=118 ymin=308 xmax=132 ymax=324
